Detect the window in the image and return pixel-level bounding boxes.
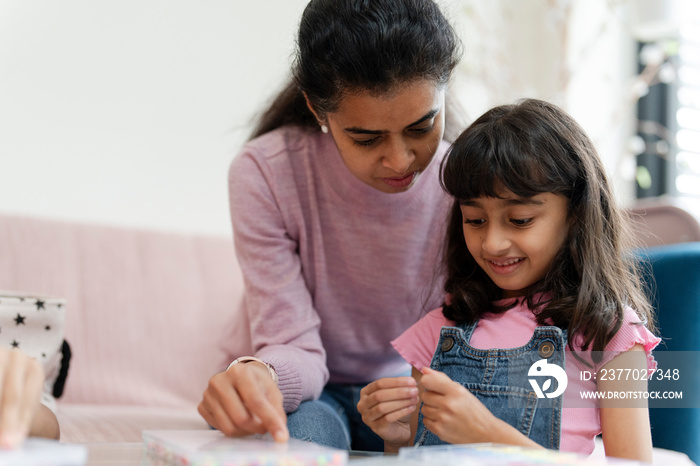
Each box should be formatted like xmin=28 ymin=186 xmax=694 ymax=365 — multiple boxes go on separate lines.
xmin=675 ymin=23 xmax=700 ymax=197
xmin=636 ymin=11 xmax=700 ymax=206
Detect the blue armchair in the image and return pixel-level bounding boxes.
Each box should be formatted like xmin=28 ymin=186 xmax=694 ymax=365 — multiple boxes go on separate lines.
xmin=636 ymin=242 xmax=700 ymax=463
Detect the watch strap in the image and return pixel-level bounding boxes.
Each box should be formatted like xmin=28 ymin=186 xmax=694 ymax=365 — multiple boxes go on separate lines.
xmin=227 ymin=356 xmax=278 ymax=385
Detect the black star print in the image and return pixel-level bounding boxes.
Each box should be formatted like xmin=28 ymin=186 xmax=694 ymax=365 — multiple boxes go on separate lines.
xmin=42 ymin=353 xmax=46 ymax=358
xmin=45 ymin=325 xmax=52 ymax=331
xmin=10 ymin=340 xmax=19 ymax=348
xmin=36 ymin=300 xmax=45 ymax=310
xmin=14 ymin=314 xmax=26 ymax=325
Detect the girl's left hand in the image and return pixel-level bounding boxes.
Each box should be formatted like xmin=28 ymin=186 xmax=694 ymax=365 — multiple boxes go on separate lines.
xmin=0 ymin=348 xmax=51 ymax=448
xmin=419 ymin=367 xmax=497 ymax=444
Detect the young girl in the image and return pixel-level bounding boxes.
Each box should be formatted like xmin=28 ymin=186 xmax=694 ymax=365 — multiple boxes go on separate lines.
xmin=357 ymin=98 xmax=660 ymax=462
xmin=0 ymin=292 xmax=66 ymax=447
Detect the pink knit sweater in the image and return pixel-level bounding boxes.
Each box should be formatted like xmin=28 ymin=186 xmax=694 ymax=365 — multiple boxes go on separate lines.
xmin=228 ymin=126 xmax=452 ymax=412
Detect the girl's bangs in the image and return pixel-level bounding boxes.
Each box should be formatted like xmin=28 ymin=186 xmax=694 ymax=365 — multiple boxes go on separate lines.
xmin=441 ymin=131 xmax=554 ymax=202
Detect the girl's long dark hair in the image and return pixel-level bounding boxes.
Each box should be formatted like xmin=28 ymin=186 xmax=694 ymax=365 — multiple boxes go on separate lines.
xmin=440 ymin=98 xmax=654 ymax=352
xmin=250 ymin=0 xmax=463 ymax=141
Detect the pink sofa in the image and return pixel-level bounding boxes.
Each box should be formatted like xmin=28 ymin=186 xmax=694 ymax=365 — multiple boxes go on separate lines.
xmin=0 ymin=213 xmax=252 ymax=442
xmin=1 ymin=212 xmax=696 ymax=465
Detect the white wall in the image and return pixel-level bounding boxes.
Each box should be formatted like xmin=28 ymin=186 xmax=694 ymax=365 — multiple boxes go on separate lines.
xmin=441 ymin=0 xmax=642 ymax=203
xmin=0 ymin=0 xmax=308 ymax=235
xmin=0 ymin=0 xmax=667 ymax=235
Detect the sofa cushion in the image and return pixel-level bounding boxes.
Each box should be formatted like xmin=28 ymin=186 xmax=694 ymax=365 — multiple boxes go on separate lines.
xmin=57 ymin=404 xmax=208 ymax=443
xmin=0 ymin=214 xmax=251 ymax=408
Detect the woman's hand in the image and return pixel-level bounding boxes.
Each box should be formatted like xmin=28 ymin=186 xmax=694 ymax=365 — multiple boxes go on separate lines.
xmin=0 ymin=348 xmax=57 ymax=448
xmin=357 ymin=376 xmax=419 ymax=451
xmin=198 ymin=361 xmax=288 ymax=442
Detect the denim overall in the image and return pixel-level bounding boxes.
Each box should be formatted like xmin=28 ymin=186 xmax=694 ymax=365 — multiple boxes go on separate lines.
xmin=414 ymin=320 xmax=567 ymax=449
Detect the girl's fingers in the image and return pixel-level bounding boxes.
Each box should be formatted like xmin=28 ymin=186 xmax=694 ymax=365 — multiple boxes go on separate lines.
xmin=381 ymin=404 xmax=417 ymax=424
xmin=420 ymin=404 xmax=442 ymax=419
xmin=0 ymin=353 xmax=20 ymax=448
xmin=370 ymin=384 xmax=419 ymax=405
xmin=359 ymin=377 xmax=418 ymax=415
xmin=0 ymin=351 xmax=43 ymax=449
xmin=17 ymin=360 xmax=43 ymax=443
xmin=419 ymin=367 xmax=457 ymax=395
xmin=419 ymin=388 xmax=444 ymax=411
xmin=361 ymin=377 xmax=416 ymax=397
xmin=365 ymin=397 xmax=418 ymax=423
xmin=378 ymin=377 xmax=417 ymax=388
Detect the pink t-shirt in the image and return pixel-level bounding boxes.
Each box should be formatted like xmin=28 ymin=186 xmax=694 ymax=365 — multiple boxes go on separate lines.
xmin=392 ymin=302 xmax=660 ymax=454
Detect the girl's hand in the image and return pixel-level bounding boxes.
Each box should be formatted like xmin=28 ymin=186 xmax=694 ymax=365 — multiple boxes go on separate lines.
xmin=419 ymin=367 xmax=496 ymax=444
xmin=0 ymin=348 xmax=54 ymax=448
xmin=357 ymin=376 xmax=419 ymax=450
xmin=420 ymin=367 xmax=542 ymax=448
xmin=198 ymin=361 xmax=288 ymax=443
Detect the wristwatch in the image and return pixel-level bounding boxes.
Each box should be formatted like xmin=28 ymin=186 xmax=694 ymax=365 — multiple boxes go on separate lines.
xmin=227 ymin=356 xmax=278 ymax=385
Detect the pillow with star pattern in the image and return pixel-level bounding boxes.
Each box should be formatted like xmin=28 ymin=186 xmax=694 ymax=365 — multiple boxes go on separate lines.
xmin=0 ymin=291 xmax=68 ymax=413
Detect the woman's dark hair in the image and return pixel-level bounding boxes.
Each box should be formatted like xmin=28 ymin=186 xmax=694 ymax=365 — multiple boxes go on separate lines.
xmin=439 ymin=98 xmax=654 ymax=352
xmin=250 ymin=0 xmax=462 ymax=140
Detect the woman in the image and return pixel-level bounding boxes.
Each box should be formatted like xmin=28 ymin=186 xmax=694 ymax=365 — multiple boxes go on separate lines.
xmin=198 ymin=0 xmax=463 ymax=450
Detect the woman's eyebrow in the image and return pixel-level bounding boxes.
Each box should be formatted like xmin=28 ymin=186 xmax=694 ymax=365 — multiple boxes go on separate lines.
xmin=344 ymin=109 xmax=439 ymax=135
xmin=407 ymin=109 xmax=439 ymax=127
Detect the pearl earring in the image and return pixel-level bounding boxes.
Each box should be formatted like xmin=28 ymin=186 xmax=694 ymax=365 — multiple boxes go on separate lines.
xmin=321 ymin=124 xmax=328 ymax=134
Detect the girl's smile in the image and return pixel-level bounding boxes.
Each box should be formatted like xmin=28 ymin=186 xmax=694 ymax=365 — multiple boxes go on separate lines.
xmin=485 ymin=257 xmax=525 ymax=275
xmin=460 ymin=190 xmax=569 ymax=298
